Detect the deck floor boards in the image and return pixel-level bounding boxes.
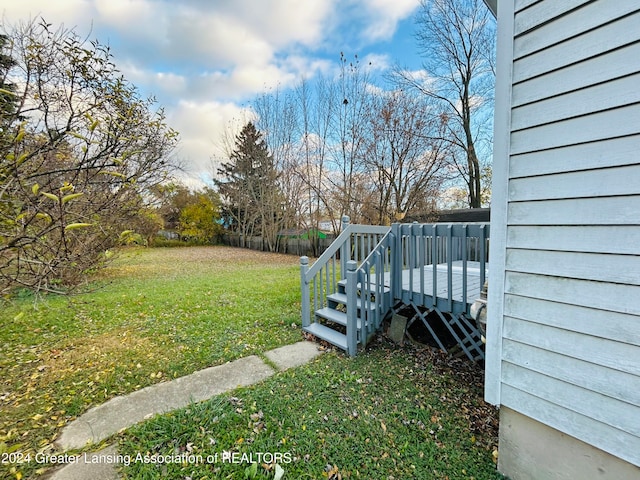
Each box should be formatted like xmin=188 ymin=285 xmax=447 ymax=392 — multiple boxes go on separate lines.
xmin=381 ymin=261 xmax=487 ymax=307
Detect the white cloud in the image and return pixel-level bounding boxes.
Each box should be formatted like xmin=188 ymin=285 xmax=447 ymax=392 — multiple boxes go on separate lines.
xmin=1 ymin=0 xmax=90 ymax=28
xmin=356 ymin=0 xmax=421 ymax=42
xmin=401 ymin=68 xmax=436 ymax=89
xmin=169 ymin=100 xmax=254 ymax=176
xmin=2 ymin=0 xmax=421 ymax=188
xmin=360 ymin=53 xmax=392 ymax=72
xmin=166 ymin=11 xmax=274 ymax=68
xmin=92 ymin=0 xmax=162 ymax=36
xmin=217 ymin=0 xmax=334 ymax=48
xmin=85 ymin=0 xmax=335 ymax=73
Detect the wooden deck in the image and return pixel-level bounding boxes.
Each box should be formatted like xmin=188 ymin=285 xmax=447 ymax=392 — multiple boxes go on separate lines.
xmin=397 ymin=261 xmax=487 ymax=316
xmin=301 ymin=219 xmax=490 ymax=358
xmin=367 ymin=261 xmax=487 ymax=312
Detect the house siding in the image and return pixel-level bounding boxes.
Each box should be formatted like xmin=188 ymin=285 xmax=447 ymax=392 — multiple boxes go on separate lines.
xmin=486 ymin=0 xmax=640 ymax=468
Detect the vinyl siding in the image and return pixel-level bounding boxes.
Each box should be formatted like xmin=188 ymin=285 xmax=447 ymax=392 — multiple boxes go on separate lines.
xmin=486 ymin=0 xmax=640 ymax=467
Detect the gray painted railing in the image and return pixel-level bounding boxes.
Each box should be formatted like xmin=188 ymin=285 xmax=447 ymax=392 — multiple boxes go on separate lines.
xmin=392 ymin=223 xmax=489 ymax=315
xmin=346 ymin=230 xmax=395 ymax=353
xmin=300 ymin=217 xmax=390 ymax=319
xmin=301 ymin=219 xmax=490 ymax=356
xmin=300 ymin=217 xmax=390 ymax=351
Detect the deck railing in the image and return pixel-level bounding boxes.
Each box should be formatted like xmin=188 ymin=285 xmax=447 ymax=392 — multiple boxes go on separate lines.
xmin=392 ymin=223 xmax=489 ymax=315
xmin=345 ymin=230 xmax=395 ymax=353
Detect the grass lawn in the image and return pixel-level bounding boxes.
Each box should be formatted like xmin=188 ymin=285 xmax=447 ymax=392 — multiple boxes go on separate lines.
xmin=0 ymin=246 xmax=501 ymax=479
xmin=0 ymin=246 xmax=302 ymax=478
xmin=119 ymin=342 xmax=501 ymax=480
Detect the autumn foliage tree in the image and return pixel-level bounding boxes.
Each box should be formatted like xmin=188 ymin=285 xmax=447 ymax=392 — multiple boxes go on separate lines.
xmin=0 ymin=19 xmax=178 ymax=293
xmin=177 ymin=188 xmax=223 ymax=243
xmin=363 ymin=89 xmax=447 ymax=224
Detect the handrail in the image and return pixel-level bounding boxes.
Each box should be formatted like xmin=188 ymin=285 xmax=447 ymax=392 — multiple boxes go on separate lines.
xmin=300 ymin=217 xmax=390 ymax=330
xmin=303 ymin=217 xmax=389 ymax=281
xmin=304 ymin=217 xmax=352 ymax=280
xmin=301 ymin=219 xmax=490 ymax=355
xmin=347 ymin=229 xmax=395 ymax=354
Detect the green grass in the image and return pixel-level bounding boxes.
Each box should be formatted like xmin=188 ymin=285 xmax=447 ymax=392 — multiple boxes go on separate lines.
xmin=0 ymin=246 xmax=302 ymax=478
xmin=0 ymin=246 xmax=501 ymax=479
xmin=119 ymin=343 xmax=501 ymax=480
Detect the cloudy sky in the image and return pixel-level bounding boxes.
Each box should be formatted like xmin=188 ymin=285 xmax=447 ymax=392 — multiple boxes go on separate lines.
xmin=1 ymin=0 xmax=426 ymax=186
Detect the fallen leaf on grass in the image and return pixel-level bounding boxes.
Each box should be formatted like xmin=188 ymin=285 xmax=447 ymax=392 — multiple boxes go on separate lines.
xmin=274 ymin=464 xmax=285 ymax=480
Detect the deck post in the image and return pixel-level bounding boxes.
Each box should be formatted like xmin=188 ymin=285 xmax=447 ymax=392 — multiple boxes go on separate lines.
xmin=339 ymin=215 xmax=350 ymax=280
xmin=346 ymin=260 xmax=358 ymax=356
xmin=300 ymin=256 xmax=311 ymax=328
xmin=479 ymin=224 xmax=487 ymax=285
xmin=446 ymin=225 xmax=454 ymax=312
xmin=391 ymin=223 xmax=401 ymax=302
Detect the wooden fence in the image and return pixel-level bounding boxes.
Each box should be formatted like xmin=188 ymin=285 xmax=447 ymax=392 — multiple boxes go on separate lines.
xmin=221 ymin=234 xmax=336 ymax=257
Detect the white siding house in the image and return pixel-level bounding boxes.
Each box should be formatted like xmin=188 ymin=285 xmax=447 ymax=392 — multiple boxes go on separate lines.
xmin=485 ymin=1 xmax=640 ymax=478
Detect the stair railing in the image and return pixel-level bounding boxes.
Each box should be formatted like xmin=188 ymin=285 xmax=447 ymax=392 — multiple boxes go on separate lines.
xmin=346 ymin=229 xmax=396 ymax=354
xmin=300 ymin=216 xmax=390 ymax=331
xmin=301 ymin=219 xmax=490 ymax=357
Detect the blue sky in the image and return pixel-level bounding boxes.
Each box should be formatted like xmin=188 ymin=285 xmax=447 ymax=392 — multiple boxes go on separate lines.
xmin=2 ymin=0 xmax=428 ymax=186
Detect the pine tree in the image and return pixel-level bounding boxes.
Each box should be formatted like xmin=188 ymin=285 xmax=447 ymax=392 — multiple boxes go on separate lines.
xmin=0 ymin=34 xmax=18 ymax=143
xmin=215 ymin=122 xmax=283 ymax=250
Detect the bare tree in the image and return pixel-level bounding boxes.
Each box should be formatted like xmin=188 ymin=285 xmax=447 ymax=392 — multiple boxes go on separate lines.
xmin=393 ymin=0 xmax=495 ymax=208
xmin=363 ymin=89 xmax=447 ymax=224
xmin=253 ymin=87 xmax=300 ymax=250
xmin=294 ymin=75 xmax=345 ymax=249
xmin=295 ymin=77 xmax=323 ymax=253
xmin=329 ymin=53 xmax=372 ymax=223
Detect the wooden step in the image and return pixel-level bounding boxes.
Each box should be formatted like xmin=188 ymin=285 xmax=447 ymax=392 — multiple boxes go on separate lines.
xmin=338 ymin=279 xmax=391 ymax=294
xmin=327 ymin=292 xmax=391 ymax=310
xmin=315 ymin=307 xmax=356 ymax=328
xmin=303 ymin=322 xmax=348 ymax=351
xmin=326 ymin=292 xmax=377 ymax=312
xmin=327 ymin=291 xmax=348 ymax=306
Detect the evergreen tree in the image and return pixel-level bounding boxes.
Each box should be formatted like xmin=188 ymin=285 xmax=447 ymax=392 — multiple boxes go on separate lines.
xmin=215 ymin=122 xmax=283 ymax=250
xmin=0 ymin=34 xmax=18 ymax=144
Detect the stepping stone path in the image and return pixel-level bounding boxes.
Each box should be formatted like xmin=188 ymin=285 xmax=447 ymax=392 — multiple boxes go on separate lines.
xmin=45 ymin=341 xmax=323 ymax=480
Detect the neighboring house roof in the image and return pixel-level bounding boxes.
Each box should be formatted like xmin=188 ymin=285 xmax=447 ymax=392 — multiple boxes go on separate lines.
xmin=483 ymin=0 xmax=497 ymax=17
xmin=435 ymin=208 xmax=490 ymax=223
xmin=405 ymin=208 xmax=491 ymax=223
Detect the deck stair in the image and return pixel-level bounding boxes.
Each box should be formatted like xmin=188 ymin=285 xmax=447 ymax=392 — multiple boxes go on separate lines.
xmin=308 ymin=278 xmax=392 ymax=351
xmin=300 ymin=217 xmax=489 ymax=360
xmin=300 ymin=217 xmax=393 ymax=355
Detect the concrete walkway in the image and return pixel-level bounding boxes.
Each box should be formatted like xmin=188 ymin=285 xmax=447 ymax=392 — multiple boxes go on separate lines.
xmin=44 ymin=341 xmax=323 ymax=480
